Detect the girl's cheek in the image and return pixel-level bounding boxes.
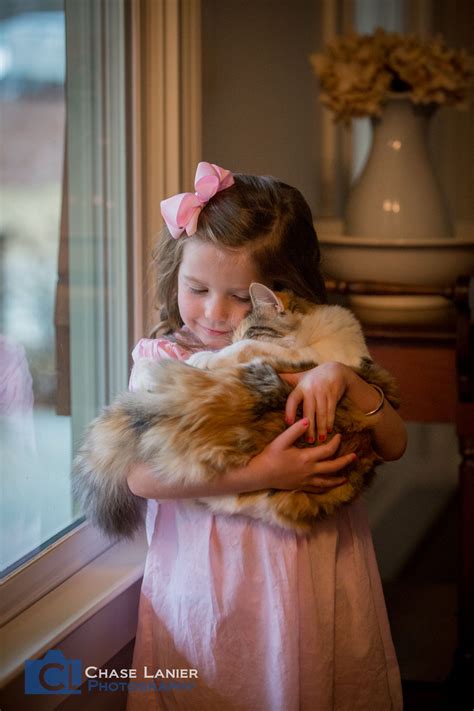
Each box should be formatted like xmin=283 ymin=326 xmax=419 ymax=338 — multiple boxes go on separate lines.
xmin=234 ymin=305 xmax=251 ymax=327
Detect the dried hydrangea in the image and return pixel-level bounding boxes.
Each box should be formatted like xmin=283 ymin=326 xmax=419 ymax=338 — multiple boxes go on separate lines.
xmin=310 ymin=27 xmax=474 ymax=123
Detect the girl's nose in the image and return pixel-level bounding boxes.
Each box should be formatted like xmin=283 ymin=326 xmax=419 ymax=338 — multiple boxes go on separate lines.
xmin=204 ymin=296 xmax=227 ymax=323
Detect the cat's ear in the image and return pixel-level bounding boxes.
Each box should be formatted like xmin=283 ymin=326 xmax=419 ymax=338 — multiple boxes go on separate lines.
xmin=249 ymin=283 xmax=284 ymax=313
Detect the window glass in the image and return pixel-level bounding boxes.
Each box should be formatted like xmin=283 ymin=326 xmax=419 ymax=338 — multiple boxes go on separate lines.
xmin=0 ymin=2 xmax=71 ymax=575
xmin=1 ymin=0 xmax=129 ymax=577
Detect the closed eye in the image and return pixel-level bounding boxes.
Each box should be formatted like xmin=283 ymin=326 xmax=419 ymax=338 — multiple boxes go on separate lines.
xmin=233 ymin=295 xmax=251 ymax=303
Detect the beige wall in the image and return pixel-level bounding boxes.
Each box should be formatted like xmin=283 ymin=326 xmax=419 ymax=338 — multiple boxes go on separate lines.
xmin=202 ymin=0 xmax=322 ymax=216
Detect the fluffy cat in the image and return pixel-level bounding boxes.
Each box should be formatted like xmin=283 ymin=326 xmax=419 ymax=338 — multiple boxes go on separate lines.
xmin=73 ymin=284 xmax=399 ymax=538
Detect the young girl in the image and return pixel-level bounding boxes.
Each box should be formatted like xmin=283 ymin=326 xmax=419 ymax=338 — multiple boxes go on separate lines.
xmin=126 ymin=163 xmax=406 ymax=711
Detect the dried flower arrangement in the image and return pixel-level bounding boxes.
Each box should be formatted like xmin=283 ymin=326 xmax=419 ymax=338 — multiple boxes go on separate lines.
xmin=310 ymin=27 xmax=474 ymax=123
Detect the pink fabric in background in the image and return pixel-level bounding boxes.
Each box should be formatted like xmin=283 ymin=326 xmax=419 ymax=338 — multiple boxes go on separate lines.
xmin=0 ymin=335 xmax=36 ymax=449
xmin=127 ymin=337 xmax=402 ymax=711
xmin=0 ymin=335 xmax=34 ymax=416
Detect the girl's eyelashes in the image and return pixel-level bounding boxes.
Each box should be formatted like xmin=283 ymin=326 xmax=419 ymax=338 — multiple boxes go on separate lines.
xmin=233 ymin=295 xmax=251 ymax=303
xmin=187 ymin=286 xmax=250 ymax=302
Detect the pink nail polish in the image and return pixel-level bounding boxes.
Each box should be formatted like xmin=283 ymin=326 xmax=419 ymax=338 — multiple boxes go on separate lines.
xmin=308 ymin=437 xmax=315 ymax=444
xmin=301 ymin=418 xmax=309 ymax=427
xmin=318 ymin=434 xmax=327 ymax=442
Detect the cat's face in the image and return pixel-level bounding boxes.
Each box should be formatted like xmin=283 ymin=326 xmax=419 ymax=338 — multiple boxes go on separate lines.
xmin=232 ymin=284 xmax=304 ymax=344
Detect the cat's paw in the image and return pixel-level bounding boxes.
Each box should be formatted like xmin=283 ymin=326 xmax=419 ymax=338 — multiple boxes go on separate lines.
xmin=186 ymin=350 xmax=216 ymax=369
xmin=132 ymin=358 xmax=160 ymax=392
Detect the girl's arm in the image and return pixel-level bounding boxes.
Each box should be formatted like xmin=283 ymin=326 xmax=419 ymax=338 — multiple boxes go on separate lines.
xmin=127 ymin=425 xmax=356 ymax=500
xmin=282 ymin=362 xmax=407 ymax=461
xmin=127 ymin=361 xmax=405 ymax=501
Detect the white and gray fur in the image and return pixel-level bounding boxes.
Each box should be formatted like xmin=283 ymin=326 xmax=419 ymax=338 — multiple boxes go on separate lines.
xmin=72 ymin=284 xmax=399 ymax=538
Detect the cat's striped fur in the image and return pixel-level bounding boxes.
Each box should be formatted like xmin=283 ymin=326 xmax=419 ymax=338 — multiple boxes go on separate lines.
xmin=72 ymin=285 xmax=399 ymax=538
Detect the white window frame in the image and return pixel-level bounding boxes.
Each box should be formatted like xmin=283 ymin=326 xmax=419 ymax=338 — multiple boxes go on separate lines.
xmin=67 ymin=0 xmax=130 ymax=444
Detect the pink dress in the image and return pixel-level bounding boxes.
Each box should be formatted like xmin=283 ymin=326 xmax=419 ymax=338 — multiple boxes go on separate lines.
xmin=127 ymin=337 xmax=403 ymax=711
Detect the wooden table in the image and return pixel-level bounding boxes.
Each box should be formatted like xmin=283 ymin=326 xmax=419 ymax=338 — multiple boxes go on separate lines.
xmin=326 ymin=276 xmax=474 ymax=697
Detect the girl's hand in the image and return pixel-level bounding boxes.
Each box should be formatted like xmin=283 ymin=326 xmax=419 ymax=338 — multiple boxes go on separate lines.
xmin=127 ymin=418 xmax=356 ymax=500
xmin=281 ymin=362 xmax=352 ymax=444
xmin=128 ymin=421 xmax=355 ymax=500
xmin=247 ymin=419 xmax=356 ymax=494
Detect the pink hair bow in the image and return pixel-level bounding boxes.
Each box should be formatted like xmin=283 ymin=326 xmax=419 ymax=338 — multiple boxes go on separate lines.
xmin=160 ymin=162 xmax=234 ymax=239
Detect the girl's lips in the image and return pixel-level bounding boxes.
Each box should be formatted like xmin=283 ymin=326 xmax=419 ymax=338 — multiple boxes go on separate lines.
xmin=201 ymin=326 xmax=231 ymax=337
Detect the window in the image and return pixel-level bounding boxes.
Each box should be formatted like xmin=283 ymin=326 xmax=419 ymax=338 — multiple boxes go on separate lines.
xmin=1 ymin=6 xmax=200 ymax=682
xmin=1 ymin=0 xmax=130 ymax=604
xmin=1 ymin=3 xmax=72 ymax=578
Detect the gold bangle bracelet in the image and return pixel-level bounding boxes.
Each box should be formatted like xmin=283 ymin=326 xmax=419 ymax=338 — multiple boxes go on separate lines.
xmin=364 ymin=384 xmax=385 ymax=416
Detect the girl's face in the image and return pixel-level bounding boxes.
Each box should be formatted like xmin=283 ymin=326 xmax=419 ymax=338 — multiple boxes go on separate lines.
xmin=177 ymin=240 xmax=262 ymax=349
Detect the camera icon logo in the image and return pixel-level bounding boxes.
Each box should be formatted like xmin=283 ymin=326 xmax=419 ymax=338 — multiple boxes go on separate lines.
xmin=24 ymin=649 xmax=82 ymax=695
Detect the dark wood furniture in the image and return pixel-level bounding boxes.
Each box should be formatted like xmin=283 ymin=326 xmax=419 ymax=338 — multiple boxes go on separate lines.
xmin=326 ymin=276 xmax=474 ymax=702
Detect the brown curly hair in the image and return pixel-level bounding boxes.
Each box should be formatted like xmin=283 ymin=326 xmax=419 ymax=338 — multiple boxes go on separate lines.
xmin=150 ymin=174 xmax=326 ymax=338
